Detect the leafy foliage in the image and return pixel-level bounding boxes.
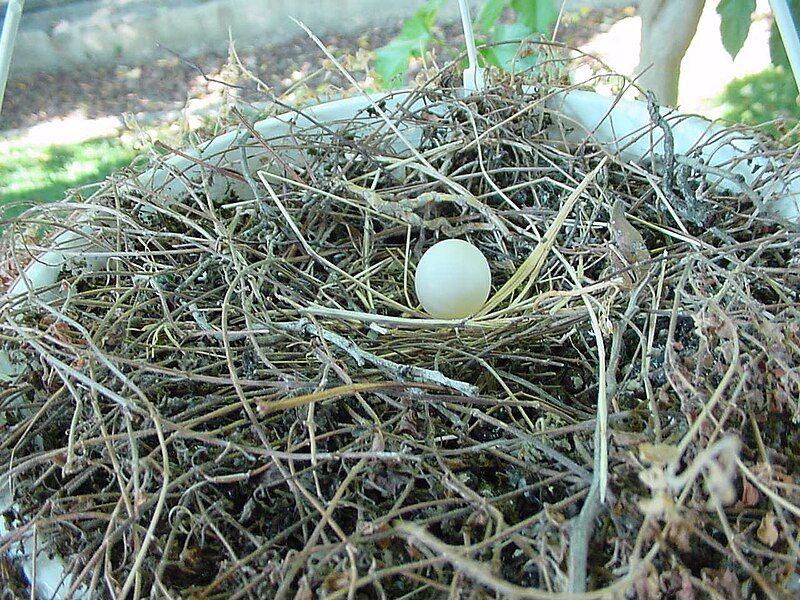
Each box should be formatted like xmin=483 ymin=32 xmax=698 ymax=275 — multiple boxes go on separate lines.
xmin=375 ymin=0 xmax=448 ymax=86
xmin=717 ymin=0 xmax=756 ymax=60
xmin=374 ymin=0 xmax=558 ymax=87
xmin=510 ymin=0 xmax=559 ymax=33
xmin=717 ymin=66 xmax=799 ymax=141
xmin=716 ymin=0 xmax=799 ymax=139
xmin=717 ymin=0 xmax=799 ymax=73
xmin=482 ymin=22 xmax=539 ymax=71
xmin=477 ymin=0 xmax=505 ymax=31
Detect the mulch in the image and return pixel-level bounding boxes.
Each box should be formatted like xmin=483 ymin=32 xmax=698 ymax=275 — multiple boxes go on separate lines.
xmin=0 ymin=7 xmax=627 ymax=134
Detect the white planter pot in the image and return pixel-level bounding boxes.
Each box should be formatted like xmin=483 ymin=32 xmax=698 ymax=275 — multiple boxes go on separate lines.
xmin=7 ymin=88 xmax=800 ymax=305
xmin=2 ymin=87 xmax=798 ymax=598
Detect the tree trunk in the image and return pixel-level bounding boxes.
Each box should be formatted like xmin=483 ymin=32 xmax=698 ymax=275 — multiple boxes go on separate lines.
xmin=637 ymin=0 xmax=705 ymax=106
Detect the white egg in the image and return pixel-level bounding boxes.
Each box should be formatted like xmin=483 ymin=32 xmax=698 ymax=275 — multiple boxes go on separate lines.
xmin=414 ymin=239 xmax=491 ymax=319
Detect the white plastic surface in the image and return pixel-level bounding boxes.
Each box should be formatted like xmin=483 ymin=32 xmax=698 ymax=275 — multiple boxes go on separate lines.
xmin=546 ymin=89 xmax=800 ymax=221
xmin=462 ymin=66 xmax=487 ymax=92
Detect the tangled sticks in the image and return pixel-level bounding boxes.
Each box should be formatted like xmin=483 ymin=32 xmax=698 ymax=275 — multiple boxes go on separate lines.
xmin=1 ymin=65 xmax=800 ymax=598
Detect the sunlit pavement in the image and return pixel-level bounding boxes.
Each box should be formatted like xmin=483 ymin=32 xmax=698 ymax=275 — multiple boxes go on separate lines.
xmin=577 ymin=0 xmax=773 ymax=116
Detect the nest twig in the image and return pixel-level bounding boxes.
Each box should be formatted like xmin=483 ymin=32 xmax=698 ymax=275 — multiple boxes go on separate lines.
xmin=1 ymin=50 xmax=800 ymax=599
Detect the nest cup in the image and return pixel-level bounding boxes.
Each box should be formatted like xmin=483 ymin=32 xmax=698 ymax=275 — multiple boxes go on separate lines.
xmin=2 ymin=55 xmax=800 ymax=599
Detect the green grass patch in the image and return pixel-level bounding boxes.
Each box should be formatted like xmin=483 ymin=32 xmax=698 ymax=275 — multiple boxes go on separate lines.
xmin=0 ymin=137 xmax=137 ymax=220
xmin=715 ymin=66 xmax=800 ymax=142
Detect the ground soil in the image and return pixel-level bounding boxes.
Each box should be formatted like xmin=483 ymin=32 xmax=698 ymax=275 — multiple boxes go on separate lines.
xmin=1 ymin=7 xmax=630 ymax=133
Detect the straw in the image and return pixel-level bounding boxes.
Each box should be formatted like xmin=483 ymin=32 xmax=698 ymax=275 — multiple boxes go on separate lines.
xmin=1 ymin=41 xmax=799 ymax=600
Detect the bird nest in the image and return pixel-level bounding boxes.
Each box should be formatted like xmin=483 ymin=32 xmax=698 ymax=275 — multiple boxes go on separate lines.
xmin=1 ymin=56 xmax=800 ymax=599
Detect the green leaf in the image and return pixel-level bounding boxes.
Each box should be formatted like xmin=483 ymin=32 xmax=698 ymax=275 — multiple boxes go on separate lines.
xmin=375 ymin=40 xmax=418 ymax=88
xmin=478 ymin=0 xmax=507 ymax=31
xmin=486 ymin=23 xmax=539 ymax=72
xmin=509 ymin=0 xmax=558 ymax=34
xmin=417 ymin=0 xmax=448 ymax=29
xmin=480 ymin=46 xmax=506 ymax=69
xmin=398 ymin=12 xmax=433 ymax=43
xmin=374 ymin=0 xmax=446 ymax=88
xmin=717 ymin=0 xmax=756 ymax=59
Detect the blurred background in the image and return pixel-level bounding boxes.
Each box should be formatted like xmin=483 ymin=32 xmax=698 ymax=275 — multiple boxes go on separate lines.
xmin=0 ymin=0 xmax=797 ymax=220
